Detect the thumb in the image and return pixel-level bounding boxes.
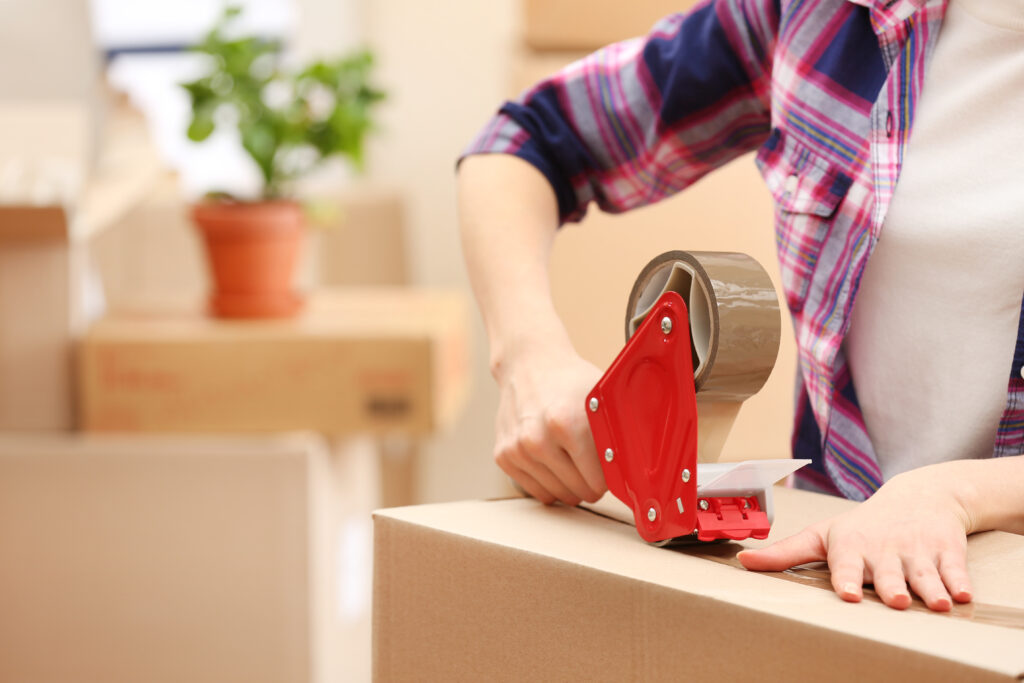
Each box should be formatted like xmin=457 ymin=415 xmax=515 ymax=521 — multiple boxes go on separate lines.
xmin=737 ymin=526 xmax=827 ymax=571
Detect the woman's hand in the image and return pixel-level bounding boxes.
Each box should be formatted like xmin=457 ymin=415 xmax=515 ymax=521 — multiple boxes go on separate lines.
xmin=737 ymin=464 xmax=976 ymax=611
xmin=458 ymin=155 xmax=607 ymax=506
xmin=493 ymin=348 xmax=607 ymax=507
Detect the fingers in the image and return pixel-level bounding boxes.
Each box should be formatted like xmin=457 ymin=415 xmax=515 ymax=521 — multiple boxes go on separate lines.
xmin=903 ymin=557 xmax=951 ymax=612
xmin=836 ymin=544 xmax=968 ymax=611
xmin=495 ymin=405 xmax=604 ymax=506
xmin=547 ymin=410 xmax=606 ymax=497
xmin=937 ymin=549 xmax=973 ymax=603
xmin=520 ymin=427 xmax=601 ymax=503
xmin=737 ymin=527 xmax=827 ymax=571
xmin=491 ymin=355 xmax=608 ymax=507
xmin=827 ymin=543 xmax=867 ymax=603
xmin=496 ymin=457 xmax=555 ymax=505
xmin=506 ymin=444 xmax=581 ymax=506
xmin=866 ymin=552 xmax=912 ymax=609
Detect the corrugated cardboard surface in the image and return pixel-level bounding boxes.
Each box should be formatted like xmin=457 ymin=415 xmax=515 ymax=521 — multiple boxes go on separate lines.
xmin=79 ymin=288 xmax=470 ymax=436
xmin=373 ymin=488 xmax=1024 ymax=682
xmin=523 ymin=0 xmax=700 ymax=50
xmin=0 ymin=433 xmax=377 ymax=683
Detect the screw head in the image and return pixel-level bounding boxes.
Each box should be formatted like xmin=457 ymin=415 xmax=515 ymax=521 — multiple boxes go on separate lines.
xmin=647 ymin=507 xmax=657 ymax=522
xmin=698 ymin=499 xmax=709 ymax=511
xmin=604 ymin=448 xmax=614 ymax=462
xmin=681 ymin=468 xmax=691 ymax=483
xmin=661 ymin=316 xmax=673 ymax=335
xmin=588 ymin=397 xmax=599 ymax=412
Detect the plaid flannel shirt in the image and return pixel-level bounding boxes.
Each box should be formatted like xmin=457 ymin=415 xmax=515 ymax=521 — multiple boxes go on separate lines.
xmin=463 ymin=0 xmax=1024 ymax=500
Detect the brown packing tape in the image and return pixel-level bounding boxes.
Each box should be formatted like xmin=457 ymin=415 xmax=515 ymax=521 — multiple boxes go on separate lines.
xmin=625 ymin=251 xmax=781 ymax=462
xmin=580 ymin=501 xmax=1024 ymax=631
xmin=681 ymin=543 xmax=1024 ymax=631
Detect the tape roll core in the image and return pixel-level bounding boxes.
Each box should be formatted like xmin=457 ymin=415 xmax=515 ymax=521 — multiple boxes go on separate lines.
xmin=625 ymin=251 xmax=781 ymax=402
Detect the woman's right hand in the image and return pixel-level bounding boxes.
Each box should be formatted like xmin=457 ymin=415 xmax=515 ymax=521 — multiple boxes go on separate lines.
xmin=458 ymin=154 xmax=606 ymax=505
xmin=493 ymin=348 xmax=607 ymax=506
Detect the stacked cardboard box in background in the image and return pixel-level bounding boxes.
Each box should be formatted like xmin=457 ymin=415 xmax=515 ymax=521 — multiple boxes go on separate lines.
xmin=522 ymin=0 xmax=699 ymax=49
xmin=0 ymin=433 xmax=377 ymax=683
xmin=0 ymin=0 xmax=165 ymax=431
xmin=0 ymin=98 xmax=164 ymax=431
xmin=78 ymin=289 xmax=469 ymax=440
xmin=0 ymin=207 xmax=76 ymax=430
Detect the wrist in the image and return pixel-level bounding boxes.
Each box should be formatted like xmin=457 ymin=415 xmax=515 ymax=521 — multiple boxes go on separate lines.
xmin=885 ymin=462 xmax=979 ymax=533
xmin=903 ymin=459 xmax=1023 ymax=536
xmin=946 ymin=456 xmax=1024 ymax=535
xmin=489 ymin=330 xmax=577 ymax=383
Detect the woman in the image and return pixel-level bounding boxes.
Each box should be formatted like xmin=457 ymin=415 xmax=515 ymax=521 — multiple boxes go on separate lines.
xmin=457 ymin=0 xmax=1024 ymax=611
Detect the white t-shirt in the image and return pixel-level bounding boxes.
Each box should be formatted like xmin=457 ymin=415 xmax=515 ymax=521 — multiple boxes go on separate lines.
xmin=844 ymin=0 xmax=1024 ymax=481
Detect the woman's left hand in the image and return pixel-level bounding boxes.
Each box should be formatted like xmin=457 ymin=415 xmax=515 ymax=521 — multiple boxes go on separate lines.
xmin=737 ymin=465 xmax=976 ymax=611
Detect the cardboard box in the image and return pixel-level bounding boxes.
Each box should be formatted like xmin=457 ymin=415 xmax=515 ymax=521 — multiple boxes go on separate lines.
xmin=0 ymin=433 xmax=376 ymax=683
xmin=523 ymin=0 xmax=702 ymax=51
xmin=0 ymin=210 xmax=75 ymax=430
xmin=0 ymin=97 xmax=162 ymax=431
xmin=374 ymin=488 xmax=1024 ymax=681
xmin=509 ymin=51 xmax=795 ymax=460
xmin=315 ymin=185 xmax=409 ymax=288
xmin=79 ymin=288 xmax=470 ymax=436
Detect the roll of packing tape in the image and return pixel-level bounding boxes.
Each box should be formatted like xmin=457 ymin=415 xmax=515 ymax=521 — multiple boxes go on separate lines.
xmin=625 ymin=251 xmax=781 ymax=461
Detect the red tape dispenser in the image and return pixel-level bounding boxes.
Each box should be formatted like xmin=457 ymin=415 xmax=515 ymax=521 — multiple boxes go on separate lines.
xmin=585 ymin=251 xmax=808 ymax=545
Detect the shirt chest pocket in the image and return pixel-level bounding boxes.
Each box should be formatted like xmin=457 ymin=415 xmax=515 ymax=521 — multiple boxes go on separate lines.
xmin=755 ymin=128 xmax=853 ymax=312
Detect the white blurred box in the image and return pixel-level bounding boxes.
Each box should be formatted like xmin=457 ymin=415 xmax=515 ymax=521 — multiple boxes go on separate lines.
xmin=0 ymin=432 xmax=376 ymax=683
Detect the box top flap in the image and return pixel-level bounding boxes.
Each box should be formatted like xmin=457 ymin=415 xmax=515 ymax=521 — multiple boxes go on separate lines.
xmin=86 ymin=289 xmax=467 ymax=341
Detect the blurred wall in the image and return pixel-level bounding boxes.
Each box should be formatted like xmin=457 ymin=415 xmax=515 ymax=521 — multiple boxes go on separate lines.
xmin=366 ymin=0 xmax=517 ymax=502
xmin=292 ymin=0 xmax=363 ymax=58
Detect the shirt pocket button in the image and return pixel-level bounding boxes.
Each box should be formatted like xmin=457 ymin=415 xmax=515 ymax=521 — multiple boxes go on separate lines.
xmin=784 ymin=174 xmax=799 ymax=195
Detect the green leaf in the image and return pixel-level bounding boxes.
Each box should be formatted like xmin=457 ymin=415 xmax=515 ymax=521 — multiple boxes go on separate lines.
xmin=187 ymin=108 xmax=216 ymax=142
xmin=181 ymin=5 xmax=385 ymax=197
xmin=241 ymin=119 xmax=278 ymax=186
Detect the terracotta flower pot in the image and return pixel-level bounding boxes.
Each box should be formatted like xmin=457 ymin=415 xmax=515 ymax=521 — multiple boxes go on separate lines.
xmin=191 ymin=200 xmax=305 ymax=319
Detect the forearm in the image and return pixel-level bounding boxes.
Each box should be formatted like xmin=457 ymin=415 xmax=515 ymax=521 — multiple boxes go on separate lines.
xmin=939 ymin=455 xmax=1024 ymax=535
xmin=457 ymin=154 xmax=576 ymax=379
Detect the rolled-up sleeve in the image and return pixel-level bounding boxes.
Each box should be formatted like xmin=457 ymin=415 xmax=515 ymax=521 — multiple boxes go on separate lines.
xmin=461 ymin=0 xmax=780 ymax=223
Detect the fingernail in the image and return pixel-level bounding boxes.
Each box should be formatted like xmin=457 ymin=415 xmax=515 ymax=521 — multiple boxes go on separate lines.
xmin=957 ymin=586 xmax=973 ymax=601
xmin=841 ymin=583 xmax=859 ymax=597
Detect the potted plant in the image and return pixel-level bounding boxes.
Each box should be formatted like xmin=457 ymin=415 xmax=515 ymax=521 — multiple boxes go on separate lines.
xmin=182 ymin=6 xmax=384 ymax=318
